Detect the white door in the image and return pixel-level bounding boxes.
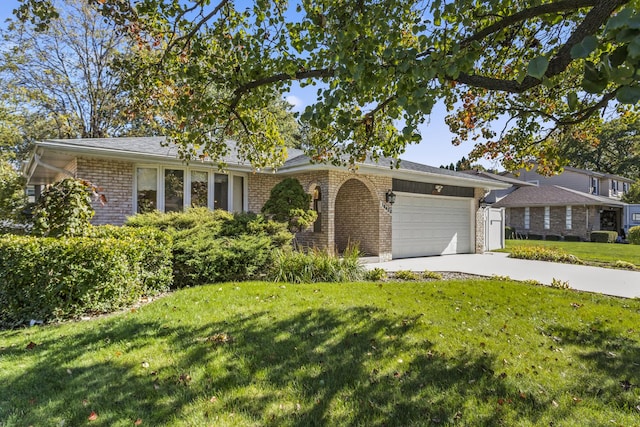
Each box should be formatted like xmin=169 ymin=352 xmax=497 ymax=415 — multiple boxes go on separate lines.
xmin=485 ymin=207 xmax=505 ymax=251
xmin=392 ymin=193 xmax=473 ymax=258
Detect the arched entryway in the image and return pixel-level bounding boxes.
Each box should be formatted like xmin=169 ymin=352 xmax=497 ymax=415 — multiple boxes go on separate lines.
xmin=334 ymin=178 xmax=379 ymax=256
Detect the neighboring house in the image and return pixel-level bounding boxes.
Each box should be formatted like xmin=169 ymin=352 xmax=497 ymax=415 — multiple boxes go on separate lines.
xmin=23 ymin=137 xmax=509 ymax=261
xmin=494 ymin=165 xmax=634 ymax=240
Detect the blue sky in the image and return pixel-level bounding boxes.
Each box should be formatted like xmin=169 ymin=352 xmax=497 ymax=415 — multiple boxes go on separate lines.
xmin=0 ymin=0 xmax=495 ymax=169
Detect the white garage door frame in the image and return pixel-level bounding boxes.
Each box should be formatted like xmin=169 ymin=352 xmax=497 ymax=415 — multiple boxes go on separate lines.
xmin=392 ymin=192 xmax=475 ymax=259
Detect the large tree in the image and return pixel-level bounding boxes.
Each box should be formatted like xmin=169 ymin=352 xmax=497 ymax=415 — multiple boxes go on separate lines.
xmin=15 ymin=0 xmax=640 ymax=171
xmin=2 ymin=0 xmax=130 ymax=138
xmin=559 ymin=115 xmax=640 ymax=179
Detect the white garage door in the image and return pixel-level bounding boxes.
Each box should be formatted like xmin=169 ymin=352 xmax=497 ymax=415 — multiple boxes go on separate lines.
xmin=392 ymin=193 xmax=473 ymax=258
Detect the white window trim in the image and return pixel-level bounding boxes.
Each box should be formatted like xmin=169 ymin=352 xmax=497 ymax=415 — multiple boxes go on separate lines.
xmin=133 ymin=165 xmax=248 ymax=214
xmin=566 ymin=206 xmax=572 ymax=230
xmin=544 ymin=206 xmax=550 ymax=230
xmin=524 ymin=207 xmax=530 ymax=230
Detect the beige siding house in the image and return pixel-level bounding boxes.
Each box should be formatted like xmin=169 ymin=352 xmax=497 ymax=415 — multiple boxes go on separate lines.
xmin=24 ymin=137 xmax=509 ymax=261
xmin=496 ymin=166 xmax=632 ymax=240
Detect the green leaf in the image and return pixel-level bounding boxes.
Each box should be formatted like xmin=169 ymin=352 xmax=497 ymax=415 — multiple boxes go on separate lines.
xmin=567 ymin=92 xmax=578 ymax=111
xmin=628 ymin=38 xmax=640 ymax=58
xmin=570 ymin=36 xmax=598 ymax=59
xmin=527 ymin=56 xmax=548 ymax=79
xmin=610 ymin=45 xmax=628 ymax=67
xmin=616 ymin=85 xmax=640 ymax=104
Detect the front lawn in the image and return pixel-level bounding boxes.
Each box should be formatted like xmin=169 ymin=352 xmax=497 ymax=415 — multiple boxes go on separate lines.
xmin=2 ymin=280 xmax=639 ymax=426
xmin=501 ymin=239 xmax=640 ymax=268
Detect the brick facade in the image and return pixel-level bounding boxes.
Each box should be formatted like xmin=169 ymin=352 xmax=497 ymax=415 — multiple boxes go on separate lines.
xmin=474 ymin=188 xmax=486 ymax=254
xmin=248 ymin=169 xmax=393 ymax=261
xmin=53 ymin=154 xmax=484 ymax=260
xmin=505 ymin=205 xmax=598 ymax=240
xmin=76 ymin=157 xmax=134 ymax=225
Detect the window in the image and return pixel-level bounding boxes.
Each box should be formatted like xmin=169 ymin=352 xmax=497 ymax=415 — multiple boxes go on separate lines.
xmin=214 ymin=174 xmax=228 ymax=210
xmin=232 ymin=176 xmax=244 ymax=212
xmin=190 ymin=171 xmax=209 ymax=208
xmin=544 ymin=206 xmax=550 ymax=229
xmin=591 ymin=177 xmax=599 ymax=194
xmin=566 ymin=206 xmax=572 ymax=230
xmin=164 ymin=169 xmax=184 ymax=212
xmin=524 ymin=207 xmax=530 ymax=229
xmin=633 ymin=213 xmax=640 ymax=222
xmin=623 ymin=182 xmax=629 ymax=193
xmin=313 ymin=186 xmax=322 ymax=233
xmin=136 ymin=167 xmax=158 ymax=213
xmin=135 ymin=167 xmax=245 ymax=214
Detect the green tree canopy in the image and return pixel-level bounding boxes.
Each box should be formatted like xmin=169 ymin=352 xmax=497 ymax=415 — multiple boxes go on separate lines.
xmin=558 ymin=115 xmax=640 ymax=180
xmin=622 ymin=180 xmax=640 ymax=203
xmin=15 ymin=0 xmax=640 ymax=171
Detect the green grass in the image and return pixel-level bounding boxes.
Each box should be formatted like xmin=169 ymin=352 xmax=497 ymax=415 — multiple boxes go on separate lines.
xmin=501 ymin=240 xmax=640 ymax=268
xmin=1 ymin=280 xmax=640 ymax=426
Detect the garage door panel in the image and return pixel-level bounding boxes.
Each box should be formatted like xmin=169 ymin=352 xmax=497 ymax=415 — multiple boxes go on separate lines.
xmin=392 ymin=193 xmax=472 ymax=258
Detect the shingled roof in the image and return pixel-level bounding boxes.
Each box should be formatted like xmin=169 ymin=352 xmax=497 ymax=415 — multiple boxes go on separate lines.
xmin=27 ymin=136 xmax=507 ymax=189
xmin=492 ymin=185 xmax=625 ymax=208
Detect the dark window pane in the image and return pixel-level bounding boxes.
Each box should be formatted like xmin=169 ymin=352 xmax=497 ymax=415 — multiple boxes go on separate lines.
xmin=191 ymin=171 xmax=208 ymax=208
xmin=137 ymin=168 xmax=157 ymax=213
xmin=165 ymin=169 xmax=184 ymax=212
xmin=214 ymin=174 xmax=228 ymax=210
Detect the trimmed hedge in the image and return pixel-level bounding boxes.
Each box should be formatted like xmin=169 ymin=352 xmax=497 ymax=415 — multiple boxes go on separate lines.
xmin=527 ymin=234 xmax=543 ymax=240
xmin=127 ymin=209 xmax=293 ymax=287
xmin=629 ymin=226 xmax=640 ymax=245
xmin=545 ymin=234 xmax=561 ymax=241
xmin=590 ymin=230 xmax=618 ymax=243
xmin=564 ymin=235 xmax=582 ymax=242
xmin=0 ymin=230 xmax=172 ymax=327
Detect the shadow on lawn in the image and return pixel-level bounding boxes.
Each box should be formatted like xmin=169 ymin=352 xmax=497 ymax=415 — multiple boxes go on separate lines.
xmin=2 ymin=303 xmax=639 ymax=425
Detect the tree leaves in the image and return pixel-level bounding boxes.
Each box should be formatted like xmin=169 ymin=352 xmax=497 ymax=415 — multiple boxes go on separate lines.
xmin=527 ymin=56 xmax=549 ymax=80
xmin=570 ymin=36 xmax=598 ymax=59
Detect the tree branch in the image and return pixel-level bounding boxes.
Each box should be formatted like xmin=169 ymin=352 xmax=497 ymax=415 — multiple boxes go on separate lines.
xmin=454 ymin=0 xmax=629 ymax=93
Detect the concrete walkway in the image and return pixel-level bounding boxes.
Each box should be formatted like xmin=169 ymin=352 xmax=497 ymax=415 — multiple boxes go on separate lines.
xmin=365 ymin=253 xmax=640 ymax=299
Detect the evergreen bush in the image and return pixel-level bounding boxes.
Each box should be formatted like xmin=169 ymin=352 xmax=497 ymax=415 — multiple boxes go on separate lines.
xmin=590 ymin=230 xmax=618 ymax=243
xmin=628 ymin=226 xmax=640 ymax=245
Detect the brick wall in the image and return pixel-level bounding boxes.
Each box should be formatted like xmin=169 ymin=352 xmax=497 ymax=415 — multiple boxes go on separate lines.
xmin=76 ymin=157 xmax=134 ymax=225
xmin=474 ymin=188 xmax=485 ymax=253
xmin=248 ymin=169 xmax=392 ymax=260
xmin=505 ymin=205 xmax=596 ymax=240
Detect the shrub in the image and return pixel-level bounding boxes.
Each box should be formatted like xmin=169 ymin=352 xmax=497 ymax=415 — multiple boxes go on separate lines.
xmin=32 ymin=178 xmax=104 ymax=237
xmin=590 ymin=230 xmax=618 ymax=243
xmin=269 ymin=246 xmax=364 ymax=283
xmin=365 ymin=267 xmax=387 ymax=281
xmin=88 ymin=225 xmax=173 ymax=292
xmin=261 ymin=178 xmax=317 ymax=232
xmin=423 ymin=270 xmax=443 ymax=280
xmin=614 ymin=260 xmax=637 ymax=270
xmin=550 ymin=278 xmax=571 ymax=289
xmin=0 ymin=233 xmax=172 ymax=327
xmin=628 ymin=226 xmax=640 ymax=245
xmin=545 ymin=234 xmax=561 ymax=241
xmin=127 ymin=209 xmax=293 ymax=287
xmin=564 ymin=235 xmax=582 ymax=242
xmin=509 ymin=245 xmax=584 ymax=264
xmin=505 ymin=226 xmax=515 ymax=239
xmin=394 ymin=270 xmax=420 ymax=281
xmin=527 ymin=234 xmax=543 ymax=240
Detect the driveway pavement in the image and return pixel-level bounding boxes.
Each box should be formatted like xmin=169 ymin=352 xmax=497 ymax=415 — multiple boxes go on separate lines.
xmin=365 ymin=253 xmax=640 ymax=299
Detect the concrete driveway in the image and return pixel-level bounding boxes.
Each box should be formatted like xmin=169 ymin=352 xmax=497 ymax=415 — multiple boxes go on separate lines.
xmin=365 ymin=253 xmax=640 ymax=299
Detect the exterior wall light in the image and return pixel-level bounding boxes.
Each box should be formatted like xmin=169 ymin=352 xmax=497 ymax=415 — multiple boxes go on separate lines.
xmin=386 ymin=190 xmax=396 ymax=205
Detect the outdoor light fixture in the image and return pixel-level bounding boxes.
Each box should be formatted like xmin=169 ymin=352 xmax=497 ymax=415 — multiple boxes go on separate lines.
xmin=434 ymin=185 xmax=444 ymax=193
xmin=386 ymin=190 xmax=396 ymax=205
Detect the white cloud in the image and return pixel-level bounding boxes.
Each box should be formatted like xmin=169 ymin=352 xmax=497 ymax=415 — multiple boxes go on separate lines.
xmin=285 ymin=95 xmax=304 ymax=111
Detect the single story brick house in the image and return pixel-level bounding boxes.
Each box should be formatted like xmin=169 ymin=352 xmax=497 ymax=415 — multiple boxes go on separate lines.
xmin=492 ymin=185 xmax=626 ymax=240
xmin=23 ymin=137 xmax=509 ymax=261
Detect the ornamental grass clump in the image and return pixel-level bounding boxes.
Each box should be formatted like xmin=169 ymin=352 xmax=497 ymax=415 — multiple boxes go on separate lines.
xmin=269 ymin=245 xmax=364 ymax=283
xmin=508 ymin=245 xmax=584 ymax=265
